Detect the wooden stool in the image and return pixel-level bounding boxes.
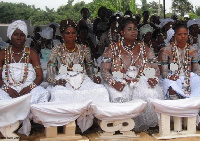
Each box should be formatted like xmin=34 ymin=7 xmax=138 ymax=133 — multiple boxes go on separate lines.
xmin=150 ymin=98 xmax=200 ymax=139
xmin=96 ymin=119 xmax=139 ymax=141
xmin=0 ymin=121 xmax=20 ymax=141
xmin=35 ymin=121 xmax=88 ymax=141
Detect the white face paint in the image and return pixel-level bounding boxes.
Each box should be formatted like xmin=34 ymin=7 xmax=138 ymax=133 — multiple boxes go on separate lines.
xmin=72 ymin=64 xmax=83 ymax=72
xmin=59 ymin=64 xmax=68 ymax=75
xmin=170 ymin=63 xmax=178 ymax=72
xmin=112 ymin=71 xmax=124 ymax=79
xmin=143 ymin=67 xmax=155 ymax=78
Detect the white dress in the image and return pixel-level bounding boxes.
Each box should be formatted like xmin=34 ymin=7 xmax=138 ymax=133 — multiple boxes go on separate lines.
xmin=47 ymin=72 xmax=109 ymax=132
xmin=0 ymin=63 xmax=50 ymax=135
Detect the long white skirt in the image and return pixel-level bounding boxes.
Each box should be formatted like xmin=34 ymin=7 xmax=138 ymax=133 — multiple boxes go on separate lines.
xmin=105 ymin=76 xmax=164 ymax=131
xmin=160 ymin=72 xmax=200 ymax=99
xmin=47 ymin=73 xmax=109 ymax=132
xmin=0 ymin=63 xmax=50 ymax=136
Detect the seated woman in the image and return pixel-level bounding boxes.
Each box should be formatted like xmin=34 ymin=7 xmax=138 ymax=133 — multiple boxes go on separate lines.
xmin=159 ymin=23 xmax=200 ymax=100
xmin=101 ymin=17 xmax=163 ymax=131
xmin=0 ymin=20 xmax=50 ymax=135
xmin=46 ymin=19 xmax=109 ymax=132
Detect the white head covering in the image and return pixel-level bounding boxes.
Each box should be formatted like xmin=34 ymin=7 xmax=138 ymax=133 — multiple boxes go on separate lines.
xmin=187 ymin=19 xmax=200 ymax=28
xmin=164 ymin=28 xmax=175 ymax=46
xmin=159 ymin=18 xmax=174 ymax=28
xmin=39 ymin=27 xmax=53 ymax=39
xmin=184 ymin=14 xmax=189 ymax=18
xmin=139 ymin=24 xmax=154 ymax=40
xmin=7 ymin=20 xmax=28 ymax=40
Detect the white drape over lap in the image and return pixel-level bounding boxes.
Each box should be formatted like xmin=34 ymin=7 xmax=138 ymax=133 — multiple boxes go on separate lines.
xmin=31 ymin=100 xmax=92 ymax=127
xmin=0 ymin=94 xmax=31 ymax=127
xmin=90 ymin=99 xmax=147 ymax=121
xmin=150 ymin=98 xmax=200 ymax=120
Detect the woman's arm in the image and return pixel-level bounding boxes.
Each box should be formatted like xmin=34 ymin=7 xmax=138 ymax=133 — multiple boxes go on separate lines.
xmin=158 ymin=47 xmax=170 ymax=79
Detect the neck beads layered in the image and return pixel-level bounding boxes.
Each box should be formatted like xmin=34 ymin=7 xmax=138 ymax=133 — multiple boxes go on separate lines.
xmin=4 ymin=46 xmax=30 ymax=86
xmin=171 ymin=43 xmax=191 ymax=95
xmin=110 ymin=39 xmax=148 ymax=81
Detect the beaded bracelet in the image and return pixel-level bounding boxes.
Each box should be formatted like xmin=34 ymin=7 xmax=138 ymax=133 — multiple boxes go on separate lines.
xmin=1 ymin=84 xmax=9 ymax=92
xmin=29 ymin=82 xmax=37 ymax=90
xmin=34 ymin=65 xmax=42 ymax=70
xmin=109 ymin=79 xmax=116 ymax=87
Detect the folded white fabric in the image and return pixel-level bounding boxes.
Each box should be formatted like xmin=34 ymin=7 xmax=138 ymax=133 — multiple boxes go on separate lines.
xmin=150 ymin=98 xmax=200 ymax=117
xmin=0 ymin=94 xmax=31 ymax=127
xmin=31 ymin=100 xmax=92 ymax=127
xmin=90 ymin=99 xmax=147 ymax=121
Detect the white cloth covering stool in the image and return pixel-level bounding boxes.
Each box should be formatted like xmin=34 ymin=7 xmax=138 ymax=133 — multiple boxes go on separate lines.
xmin=150 ymin=98 xmax=200 ymax=139
xmin=31 ymin=100 xmax=92 ymax=141
xmin=90 ymin=99 xmax=147 ymax=140
xmin=0 ymin=94 xmax=31 ymax=141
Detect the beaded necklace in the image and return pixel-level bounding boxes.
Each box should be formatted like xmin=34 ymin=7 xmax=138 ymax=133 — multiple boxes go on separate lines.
xmin=171 ymin=43 xmax=191 ymax=95
xmin=4 ymin=46 xmax=30 ymax=86
xmin=57 ymin=43 xmax=86 ymax=89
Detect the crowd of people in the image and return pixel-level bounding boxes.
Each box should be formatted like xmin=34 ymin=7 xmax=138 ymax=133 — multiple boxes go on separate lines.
xmin=1 ymin=6 xmax=200 ymax=136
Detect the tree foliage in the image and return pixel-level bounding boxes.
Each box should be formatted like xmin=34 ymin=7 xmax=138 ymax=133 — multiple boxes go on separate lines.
xmin=0 ymin=0 xmax=197 ymax=26
xmin=171 ymin=0 xmax=194 ymax=16
xmin=195 ymin=6 xmax=200 ymax=16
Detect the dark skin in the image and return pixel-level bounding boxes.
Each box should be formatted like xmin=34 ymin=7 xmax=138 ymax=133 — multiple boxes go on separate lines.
xmin=0 ymin=29 xmax=43 ymax=98
xmin=55 ymin=27 xmax=101 ymax=86
xmin=111 ymin=22 xmax=158 ymax=92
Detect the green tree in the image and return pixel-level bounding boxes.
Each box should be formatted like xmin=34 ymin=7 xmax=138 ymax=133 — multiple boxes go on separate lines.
xmin=172 ymin=0 xmax=194 ymax=16
xmin=141 ymin=0 xmax=148 ymax=12
xmin=195 ymin=6 xmax=200 ymax=16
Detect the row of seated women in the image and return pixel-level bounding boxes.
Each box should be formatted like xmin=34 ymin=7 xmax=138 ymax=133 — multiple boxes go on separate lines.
xmin=0 ymin=17 xmax=200 ymax=136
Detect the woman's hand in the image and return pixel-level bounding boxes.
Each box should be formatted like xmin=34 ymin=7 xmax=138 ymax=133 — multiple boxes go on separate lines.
xmin=147 ymin=78 xmax=158 ymax=88
xmin=124 ymin=78 xmax=138 ymax=84
xmin=113 ymin=81 xmax=126 ymax=92
xmin=56 ymin=79 xmax=67 ymax=86
xmin=93 ymin=76 xmax=101 ymax=84
xmin=7 ymin=87 xmax=20 ymax=98
xmin=168 ymin=86 xmax=176 ymax=95
xmin=19 ymin=86 xmax=31 ymax=96
xmin=169 ymin=74 xmax=179 ymax=81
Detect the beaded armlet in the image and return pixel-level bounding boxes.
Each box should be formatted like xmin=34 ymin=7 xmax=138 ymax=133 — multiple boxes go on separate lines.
xmin=34 ymin=65 xmax=42 ymax=70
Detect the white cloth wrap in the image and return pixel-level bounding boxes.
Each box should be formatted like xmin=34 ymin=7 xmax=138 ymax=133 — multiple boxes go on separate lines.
xmin=139 ymin=24 xmax=154 ymax=40
xmin=48 ymin=73 xmax=109 ymax=132
xmin=131 ymin=76 xmax=164 ymax=131
xmin=105 ymin=75 xmax=164 ymax=131
xmin=7 ymin=20 xmax=27 ymax=40
xmin=104 ymin=78 xmax=131 ymax=103
xmin=164 ymin=28 xmax=175 ymax=46
xmin=31 ymin=100 xmax=92 ymax=127
xmin=90 ymin=99 xmax=147 ymax=121
xmin=150 ymin=98 xmax=200 ymax=124
xmin=160 ymin=72 xmax=200 ymax=99
xmin=159 ymin=18 xmax=174 ymax=28
xmin=0 ymin=63 xmax=50 ymax=135
xmin=187 ymin=19 xmax=200 ymax=28
xmin=39 ymin=27 xmax=53 ymax=39
xmin=0 ymin=94 xmax=31 ymax=127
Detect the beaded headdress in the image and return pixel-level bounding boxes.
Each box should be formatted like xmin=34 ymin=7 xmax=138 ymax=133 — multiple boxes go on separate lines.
xmin=59 ymin=19 xmax=77 ymax=33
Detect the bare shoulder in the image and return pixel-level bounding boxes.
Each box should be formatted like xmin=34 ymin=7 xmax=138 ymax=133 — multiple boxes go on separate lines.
xmin=0 ymin=49 xmax=5 ymax=60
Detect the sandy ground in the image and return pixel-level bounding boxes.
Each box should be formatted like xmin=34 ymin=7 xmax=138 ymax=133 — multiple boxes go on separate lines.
xmin=1 ymin=124 xmax=200 ymax=141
